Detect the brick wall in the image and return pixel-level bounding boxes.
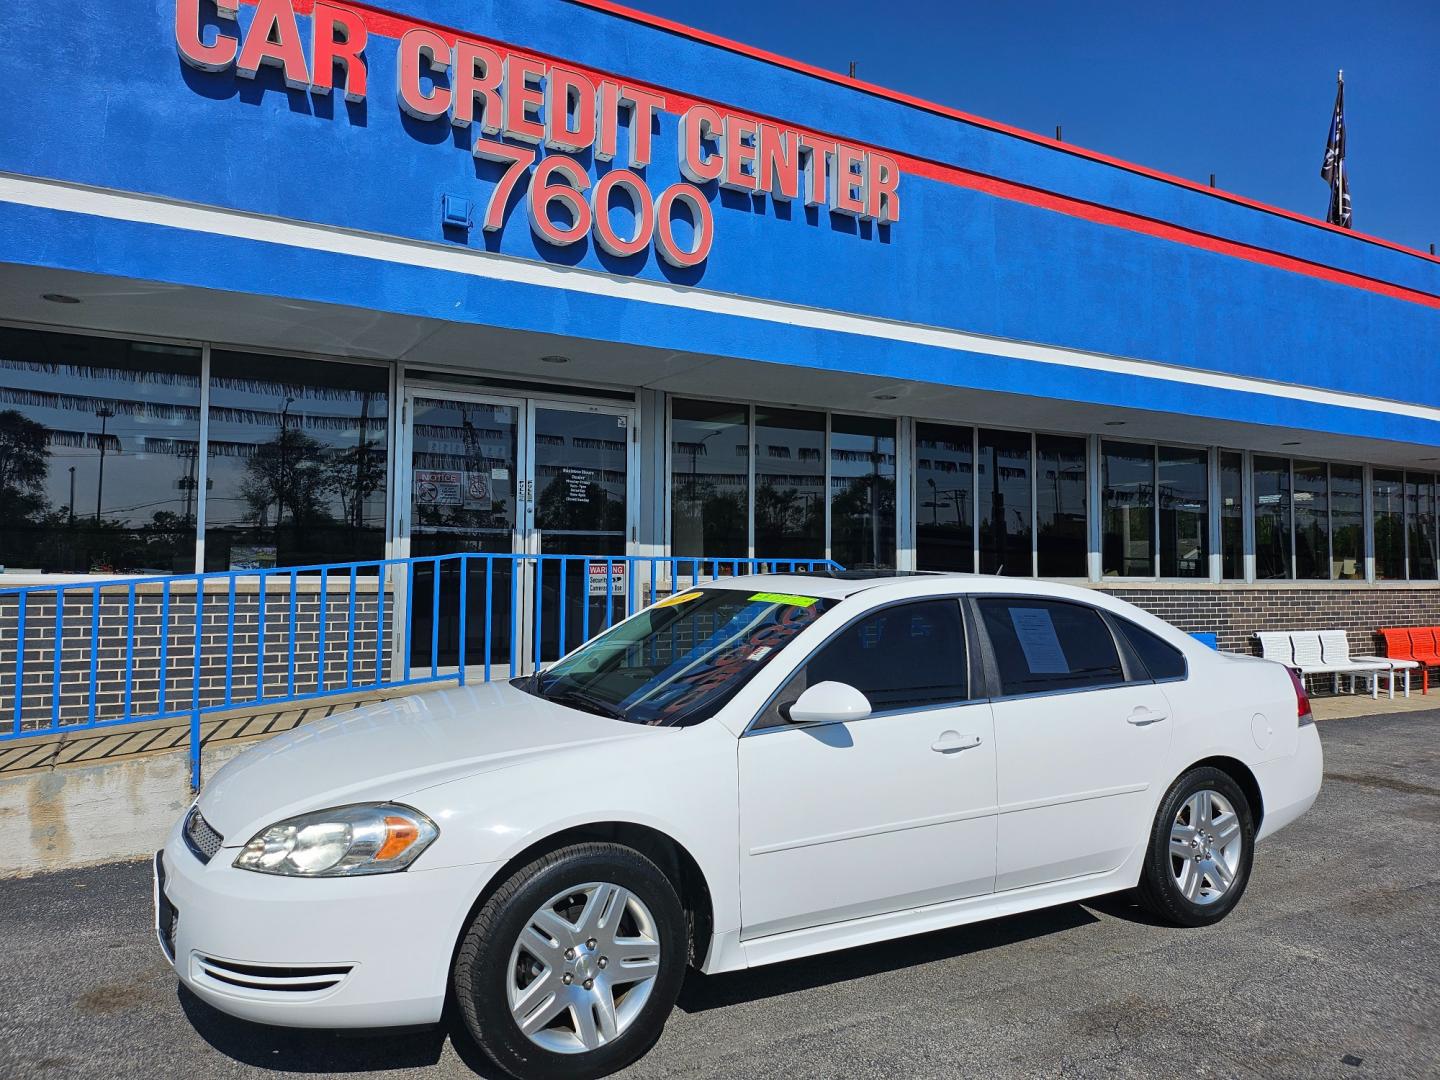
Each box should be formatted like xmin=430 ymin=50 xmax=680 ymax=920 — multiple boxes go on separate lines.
xmin=0 ymin=585 xmax=391 ymax=731
xmin=1098 ymin=585 xmax=1440 ymax=692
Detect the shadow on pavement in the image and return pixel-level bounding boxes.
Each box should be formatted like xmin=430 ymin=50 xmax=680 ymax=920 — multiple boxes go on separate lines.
xmin=178 ymin=987 xmax=495 ymax=1075
xmin=677 ymin=901 xmax=1102 ymax=1013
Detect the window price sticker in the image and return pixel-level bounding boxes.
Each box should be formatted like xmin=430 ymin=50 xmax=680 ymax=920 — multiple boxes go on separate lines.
xmin=749 ymin=592 xmax=818 ymax=608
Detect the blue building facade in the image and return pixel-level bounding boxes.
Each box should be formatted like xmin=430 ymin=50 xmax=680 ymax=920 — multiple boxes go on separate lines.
xmin=1 ymin=0 xmax=1438 ymax=643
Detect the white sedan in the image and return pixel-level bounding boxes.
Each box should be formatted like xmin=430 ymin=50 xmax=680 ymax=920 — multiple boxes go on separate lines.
xmin=156 ymin=573 xmax=1322 ymax=1079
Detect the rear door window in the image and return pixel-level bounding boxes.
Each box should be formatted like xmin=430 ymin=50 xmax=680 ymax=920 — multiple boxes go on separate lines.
xmin=976 ymin=597 xmax=1124 ymax=696
xmin=1114 ymin=617 xmax=1188 ymax=681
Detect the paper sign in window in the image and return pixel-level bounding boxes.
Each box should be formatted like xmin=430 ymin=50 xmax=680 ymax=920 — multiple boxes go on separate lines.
xmin=1009 ymin=607 xmax=1069 ymax=673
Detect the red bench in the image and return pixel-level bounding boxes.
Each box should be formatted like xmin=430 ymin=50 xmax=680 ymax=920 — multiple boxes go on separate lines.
xmin=1379 ymin=627 xmax=1440 ymax=694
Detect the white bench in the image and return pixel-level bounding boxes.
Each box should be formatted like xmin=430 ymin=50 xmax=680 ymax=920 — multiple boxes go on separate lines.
xmin=1255 ymin=630 xmax=1409 ymax=699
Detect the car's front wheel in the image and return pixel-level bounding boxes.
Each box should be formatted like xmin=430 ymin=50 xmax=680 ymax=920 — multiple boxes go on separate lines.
xmin=453 ymin=842 xmax=688 ymax=1080
xmin=1136 ymin=766 xmax=1256 ymax=927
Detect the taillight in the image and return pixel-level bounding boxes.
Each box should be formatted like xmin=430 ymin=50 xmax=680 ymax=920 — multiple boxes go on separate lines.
xmin=1286 ymin=666 xmax=1314 ymax=726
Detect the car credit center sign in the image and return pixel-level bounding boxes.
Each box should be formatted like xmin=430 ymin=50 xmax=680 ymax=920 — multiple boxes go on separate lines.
xmin=175 ymin=0 xmax=901 ymax=268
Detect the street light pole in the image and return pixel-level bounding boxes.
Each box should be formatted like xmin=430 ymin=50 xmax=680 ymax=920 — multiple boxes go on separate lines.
xmin=94 ymin=406 xmax=114 ymax=522
xmin=68 ymin=465 xmax=76 ymax=526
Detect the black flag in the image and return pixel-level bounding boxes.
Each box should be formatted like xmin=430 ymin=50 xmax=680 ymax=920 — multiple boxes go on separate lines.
xmin=1321 ymin=72 xmax=1351 ymax=228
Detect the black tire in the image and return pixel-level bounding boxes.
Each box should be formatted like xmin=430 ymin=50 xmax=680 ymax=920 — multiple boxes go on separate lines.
xmin=1136 ymin=766 xmax=1256 ymax=928
xmin=453 ymin=842 xmax=688 ymax=1080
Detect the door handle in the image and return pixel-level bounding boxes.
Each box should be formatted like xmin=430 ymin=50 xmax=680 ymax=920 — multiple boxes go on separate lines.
xmin=931 ymin=731 xmax=982 ymax=753
xmin=1127 ymin=707 xmax=1168 ymax=726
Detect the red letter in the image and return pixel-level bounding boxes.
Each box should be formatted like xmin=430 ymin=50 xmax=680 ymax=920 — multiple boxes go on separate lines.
xmin=176 ymin=0 xmax=238 ymax=72
xmin=396 ymin=28 xmax=450 ymax=120
xmin=452 ymin=41 xmax=502 ymax=133
xmin=545 ymin=67 xmax=597 ymax=153
xmin=830 ymin=143 xmax=867 ymax=216
xmin=757 ymin=124 xmax=800 ymax=200
xmin=503 ymin=55 xmax=547 ymax=144
xmin=799 ymin=134 xmax=836 ymax=207
xmin=677 ymin=105 xmax=723 ymax=183
xmin=866 ymin=152 xmax=901 ymax=223
xmin=620 ymin=86 xmax=666 ymax=167
xmin=310 ymin=2 xmax=367 ymax=101
xmin=721 ymin=116 xmax=759 ymax=192
xmin=236 ymin=0 xmax=311 ymax=89
xmin=594 ymin=80 xmax=622 ymax=161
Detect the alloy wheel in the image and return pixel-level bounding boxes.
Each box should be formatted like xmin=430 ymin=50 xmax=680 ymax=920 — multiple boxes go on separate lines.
xmin=1169 ymin=788 xmax=1244 ymax=905
xmin=506 ymin=881 xmax=662 ymax=1054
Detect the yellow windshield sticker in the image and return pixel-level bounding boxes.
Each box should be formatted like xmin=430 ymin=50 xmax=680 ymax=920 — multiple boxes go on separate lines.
xmin=748 ymin=592 xmax=818 ymax=607
xmin=654 ymin=591 xmax=703 ymax=609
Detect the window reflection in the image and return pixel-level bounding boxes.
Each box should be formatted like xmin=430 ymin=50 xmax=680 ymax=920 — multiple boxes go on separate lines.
xmin=1373 ymin=469 xmax=1405 ymax=580
xmin=204 ymin=351 xmax=388 ymax=571
xmin=1253 ymin=457 xmax=1292 ymax=580
xmin=0 ymin=327 xmax=201 ymax=575
xmin=1407 ymin=473 xmax=1438 ymax=580
xmin=1036 ymin=434 xmax=1086 ymax=577
xmin=830 ymin=415 xmax=896 ymax=569
xmin=1102 ymin=442 xmax=1153 ymax=576
xmin=670 ymin=399 xmax=748 ymax=560
xmin=978 ymin=429 xmax=1032 ymax=576
xmin=1292 ymin=461 xmax=1329 ymax=580
xmin=1330 ymin=464 xmax=1363 ymax=580
xmin=1219 ymin=451 xmax=1244 ymax=579
xmin=754 ymin=408 xmax=824 ymax=560
xmin=1158 ymin=447 xmax=1207 ymax=578
xmin=916 ymin=422 xmax=973 ymax=572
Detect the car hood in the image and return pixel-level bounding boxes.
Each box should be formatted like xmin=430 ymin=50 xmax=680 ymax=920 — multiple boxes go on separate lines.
xmin=196 ymin=681 xmax=655 ymax=843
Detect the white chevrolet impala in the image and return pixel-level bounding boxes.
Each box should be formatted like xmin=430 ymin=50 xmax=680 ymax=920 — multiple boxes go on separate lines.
xmin=156 ymin=573 xmax=1322 ymax=1079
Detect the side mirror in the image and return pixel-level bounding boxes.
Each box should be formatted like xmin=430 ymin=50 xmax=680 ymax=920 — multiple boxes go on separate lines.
xmin=784 ymin=681 xmax=872 ymax=725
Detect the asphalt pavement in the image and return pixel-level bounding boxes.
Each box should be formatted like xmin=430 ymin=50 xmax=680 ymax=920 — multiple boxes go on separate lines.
xmin=2 ymin=709 xmax=1437 ymax=1079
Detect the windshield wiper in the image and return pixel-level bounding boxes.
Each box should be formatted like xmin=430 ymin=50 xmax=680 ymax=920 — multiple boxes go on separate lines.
xmin=543 ymin=687 xmax=627 ymax=720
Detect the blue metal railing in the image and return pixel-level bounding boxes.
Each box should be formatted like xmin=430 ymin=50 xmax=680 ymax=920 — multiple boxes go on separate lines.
xmin=0 ymin=553 xmax=840 ymax=789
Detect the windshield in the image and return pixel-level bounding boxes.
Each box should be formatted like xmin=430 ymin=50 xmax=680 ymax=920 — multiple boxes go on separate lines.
xmin=525 ymin=588 xmax=834 ymax=727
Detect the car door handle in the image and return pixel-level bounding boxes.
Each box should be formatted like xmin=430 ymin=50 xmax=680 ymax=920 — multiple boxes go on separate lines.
xmin=1127 ymin=707 xmax=1168 ymax=726
xmin=931 ymin=731 xmax=983 ymax=753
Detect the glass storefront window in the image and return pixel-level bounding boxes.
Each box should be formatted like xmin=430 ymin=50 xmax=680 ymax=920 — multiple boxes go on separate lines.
xmin=915 ymin=422 xmax=974 ymax=572
xmin=1373 ymin=469 xmax=1405 ymax=580
xmin=1102 ymin=442 xmax=1153 ymax=576
xmin=0 ymin=327 xmax=202 ymax=575
xmin=1292 ymin=460 xmax=1329 ymax=580
xmin=830 ymin=414 xmax=896 ymax=569
xmin=204 ymin=351 xmax=389 ymax=571
xmin=1330 ymin=464 xmax=1364 ymax=580
xmin=754 ymin=407 xmax=825 ymax=560
xmin=1158 ymin=446 xmax=1207 ymax=578
xmin=670 ymin=399 xmax=748 ymax=559
xmin=1407 ymin=473 xmax=1438 ymax=580
xmin=978 ymin=429 xmax=1032 ymax=575
xmin=1219 ymin=451 xmax=1244 ymax=579
xmin=1253 ymin=457 xmax=1292 ymax=580
xmin=1036 ymin=434 xmax=1086 ymax=577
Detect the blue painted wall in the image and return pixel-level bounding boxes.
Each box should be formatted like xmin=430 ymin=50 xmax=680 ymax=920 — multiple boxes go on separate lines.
xmin=0 ymin=0 xmax=1436 ymax=423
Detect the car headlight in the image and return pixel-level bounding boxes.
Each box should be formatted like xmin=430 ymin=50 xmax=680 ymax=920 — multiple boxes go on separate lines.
xmin=233 ymin=803 xmax=438 ymax=878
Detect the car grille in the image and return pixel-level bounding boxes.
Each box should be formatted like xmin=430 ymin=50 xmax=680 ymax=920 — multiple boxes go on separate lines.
xmin=192 ymin=955 xmax=354 ymax=995
xmin=183 ymin=807 xmax=224 ymax=864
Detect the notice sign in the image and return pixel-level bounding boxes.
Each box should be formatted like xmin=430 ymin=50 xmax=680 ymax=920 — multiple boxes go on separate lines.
xmin=588 ymin=562 xmax=627 ymax=596
xmin=465 ymin=472 xmax=491 ymax=509
xmin=415 ymin=470 xmax=462 ymax=506
xmin=1009 ymin=607 xmax=1069 ymax=674
xmin=564 ymin=468 xmax=594 ymax=504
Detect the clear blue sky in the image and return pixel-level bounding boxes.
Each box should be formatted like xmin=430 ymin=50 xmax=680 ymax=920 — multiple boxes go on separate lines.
xmin=621 ymin=0 xmax=1440 ymax=253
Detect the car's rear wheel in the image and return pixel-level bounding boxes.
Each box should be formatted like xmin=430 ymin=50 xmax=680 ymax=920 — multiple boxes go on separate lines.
xmin=453 ymin=842 xmax=688 ymax=1080
xmin=1136 ymin=766 xmax=1255 ymax=927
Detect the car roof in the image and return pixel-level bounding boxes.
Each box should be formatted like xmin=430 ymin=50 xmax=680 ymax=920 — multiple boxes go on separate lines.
xmin=697 ymin=571 xmax=1110 ymax=604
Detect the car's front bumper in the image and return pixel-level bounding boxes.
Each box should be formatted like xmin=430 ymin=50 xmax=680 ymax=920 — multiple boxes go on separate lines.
xmin=155 ymin=825 xmax=498 ymax=1029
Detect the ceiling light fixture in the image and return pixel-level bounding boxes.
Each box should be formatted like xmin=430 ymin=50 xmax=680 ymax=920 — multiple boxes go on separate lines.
xmin=42 ymin=293 xmax=81 ymax=304
xmin=1103 ymin=421 xmax=1126 ymax=427
xmin=874 ymin=394 xmax=897 ymax=400
xmin=540 ymin=354 xmax=570 ymax=365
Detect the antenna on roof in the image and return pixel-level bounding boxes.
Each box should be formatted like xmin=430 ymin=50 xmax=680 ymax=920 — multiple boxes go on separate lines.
xmin=1209 ymin=173 xmax=1217 ymax=188
xmin=848 ymin=61 xmax=857 ymax=79
xmin=1055 ymin=124 xmax=1063 ymax=142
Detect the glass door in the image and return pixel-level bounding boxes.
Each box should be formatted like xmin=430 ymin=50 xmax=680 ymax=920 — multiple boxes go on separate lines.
xmin=402 ymin=391 xmax=524 ymax=673
xmin=526 ymin=402 xmax=636 ymax=666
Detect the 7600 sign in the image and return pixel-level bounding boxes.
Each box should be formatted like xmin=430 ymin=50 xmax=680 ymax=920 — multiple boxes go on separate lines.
xmin=475 ymin=140 xmax=712 ymax=267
